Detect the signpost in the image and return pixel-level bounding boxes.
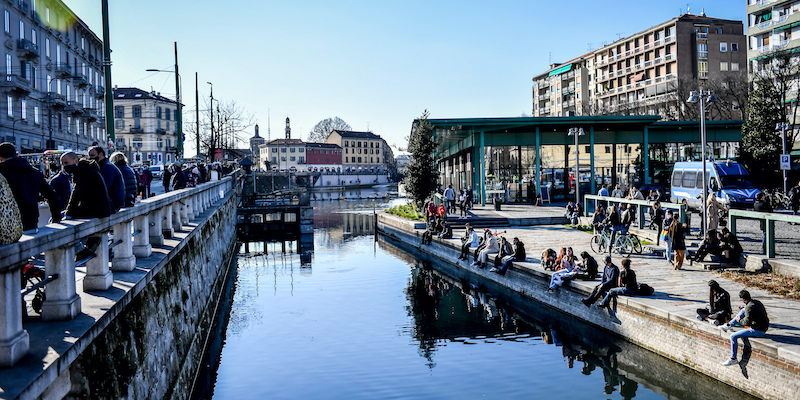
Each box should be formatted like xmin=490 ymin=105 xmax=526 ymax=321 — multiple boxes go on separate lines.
xmin=780 ymin=154 xmax=791 ymax=171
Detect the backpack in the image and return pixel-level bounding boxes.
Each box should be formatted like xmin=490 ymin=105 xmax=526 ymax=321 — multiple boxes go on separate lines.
xmin=637 ymin=283 xmax=655 ymax=296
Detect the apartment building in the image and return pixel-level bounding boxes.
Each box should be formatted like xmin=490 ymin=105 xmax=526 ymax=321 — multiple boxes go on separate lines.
xmin=747 ymin=0 xmax=800 ymax=68
xmin=2 ymin=0 xmax=106 ymax=153
xmin=326 ymin=130 xmax=384 ymax=170
xmin=262 ymin=138 xmax=305 ymax=171
xmin=305 ymin=142 xmax=342 ymax=172
xmin=112 ymin=87 xmax=179 ymax=166
xmin=533 ymin=13 xmax=746 ymax=120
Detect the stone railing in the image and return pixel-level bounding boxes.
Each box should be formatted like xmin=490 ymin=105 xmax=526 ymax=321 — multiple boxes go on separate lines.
xmin=0 ymin=174 xmax=236 ymax=367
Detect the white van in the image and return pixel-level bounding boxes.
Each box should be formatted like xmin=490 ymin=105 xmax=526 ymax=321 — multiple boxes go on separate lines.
xmin=670 ymin=161 xmax=761 ymax=209
xmin=148 ymin=165 xmax=164 ymax=180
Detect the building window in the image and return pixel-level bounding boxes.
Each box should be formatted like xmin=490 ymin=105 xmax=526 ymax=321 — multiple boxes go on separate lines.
xmin=720 ymin=42 xmax=727 ymax=52
xmin=156 ymin=106 xmax=162 ymax=119
xmin=115 ymin=119 xmax=125 ymax=129
xmin=134 ymin=119 xmax=141 ymax=129
xmin=358 ymin=157 xmax=362 ymax=163
xmin=720 ymin=62 xmax=728 ymax=71
xmin=114 ymin=106 xmax=124 ymax=118
xmin=697 ymin=43 xmax=707 ymax=59
xmin=6 ymin=95 xmax=12 ymax=117
xmin=290 ymin=156 xmax=296 ymax=161
xmin=290 ymin=147 xmax=296 ymax=153
xmin=166 ymin=108 xmax=170 ymax=120
xmin=699 ymin=61 xmax=708 ymax=79
xmin=20 ymin=100 xmax=26 ymax=120
xmin=34 ymin=106 xmax=39 ymax=124
xmin=731 ymin=62 xmax=739 ymax=72
xmin=731 ymin=43 xmax=738 ymax=52
xmin=19 ymin=20 xmax=23 ymax=39
xmin=4 ymin=10 xmax=8 ymax=33
xmin=5 ymin=53 xmax=11 ymax=76
xmin=272 ymin=147 xmax=277 ymax=152
xmin=133 ymin=106 xmax=141 ymax=118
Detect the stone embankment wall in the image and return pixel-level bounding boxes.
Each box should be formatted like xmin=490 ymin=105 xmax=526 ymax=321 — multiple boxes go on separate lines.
xmin=60 ymin=193 xmax=237 ymax=400
xmin=377 ymin=213 xmax=799 ymax=400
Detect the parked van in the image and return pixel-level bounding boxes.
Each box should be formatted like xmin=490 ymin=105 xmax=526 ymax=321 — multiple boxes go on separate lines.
xmin=670 ymin=161 xmax=761 ymax=209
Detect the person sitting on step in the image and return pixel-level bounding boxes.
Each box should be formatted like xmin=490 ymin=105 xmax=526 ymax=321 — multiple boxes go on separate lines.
xmin=581 ymin=255 xmax=619 ymax=307
xmin=718 ymin=228 xmax=743 ymax=265
xmin=492 ymin=235 xmax=514 ymax=269
xmin=458 ymin=225 xmax=480 ymax=261
xmin=599 ymin=258 xmax=637 ymax=308
xmin=492 ymin=237 xmax=525 ymax=275
xmin=548 ymin=247 xmax=578 ymax=293
xmin=574 ymin=251 xmax=599 ymax=280
xmin=721 ymin=290 xmax=769 ymax=367
xmin=472 ymin=229 xmax=499 ymax=268
xmin=696 ymin=280 xmax=732 ymax=326
xmin=692 ymin=230 xmax=722 ymax=263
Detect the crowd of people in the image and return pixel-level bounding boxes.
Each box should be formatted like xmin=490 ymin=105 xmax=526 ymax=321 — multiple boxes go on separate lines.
xmin=0 ymin=142 xmax=230 ymax=241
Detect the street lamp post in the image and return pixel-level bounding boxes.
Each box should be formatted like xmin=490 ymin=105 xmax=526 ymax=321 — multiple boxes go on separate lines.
xmin=568 ymin=127 xmax=585 ymax=206
xmin=687 ymin=89 xmax=717 ymax=238
xmin=146 ymin=42 xmax=182 ymax=160
xmin=207 ymin=82 xmax=214 ymax=160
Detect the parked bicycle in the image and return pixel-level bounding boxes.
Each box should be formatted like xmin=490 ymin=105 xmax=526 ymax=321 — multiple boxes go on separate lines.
xmin=20 ymin=262 xmax=46 ymax=316
xmin=764 ymin=188 xmax=791 ymax=211
xmin=590 ymin=225 xmax=634 ymax=256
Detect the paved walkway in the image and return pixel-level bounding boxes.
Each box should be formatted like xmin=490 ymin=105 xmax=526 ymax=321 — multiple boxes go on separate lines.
xmin=440 ymin=208 xmax=800 ymax=366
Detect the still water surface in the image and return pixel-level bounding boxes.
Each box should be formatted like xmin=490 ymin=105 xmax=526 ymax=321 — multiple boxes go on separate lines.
xmin=201 ymin=197 xmax=753 ymax=400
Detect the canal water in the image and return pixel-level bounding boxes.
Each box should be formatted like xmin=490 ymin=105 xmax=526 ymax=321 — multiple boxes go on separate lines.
xmin=195 ymin=196 xmax=755 ymax=400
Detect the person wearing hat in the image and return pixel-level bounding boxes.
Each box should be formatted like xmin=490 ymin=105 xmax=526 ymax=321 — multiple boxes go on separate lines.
xmin=696 ymin=280 xmax=732 ymax=326
xmin=581 ymin=255 xmax=619 ymax=307
xmin=721 ymin=290 xmax=769 ymax=367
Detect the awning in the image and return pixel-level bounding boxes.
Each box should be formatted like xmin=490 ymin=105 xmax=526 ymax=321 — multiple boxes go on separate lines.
xmin=774 ymin=21 xmax=800 ymax=32
xmin=548 ymin=63 xmax=574 ymax=77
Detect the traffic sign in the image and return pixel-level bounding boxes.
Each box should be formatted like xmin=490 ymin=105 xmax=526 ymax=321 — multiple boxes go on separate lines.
xmin=780 ymin=154 xmax=791 ymax=171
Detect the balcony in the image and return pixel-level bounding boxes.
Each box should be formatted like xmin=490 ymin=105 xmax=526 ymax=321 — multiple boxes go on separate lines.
xmin=167 ymin=146 xmax=177 ymax=152
xmin=130 ymin=127 xmax=144 ymax=134
xmin=82 ymin=108 xmax=98 ymax=121
xmin=156 ymin=128 xmax=167 ymax=134
xmin=72 ymin=74 xmax=89 ymax=88
xmin=696 ymin=32 xmax=708 ymax=40
xmin=95 ymin=85 xmax=105 ymax=98
xmin=0 ymin=75 xmax=32 ymax=95
xmin=45 ymin=92 xmax=67 ymax=107
xmin=16 ymin=39 xmax=39 ymax=59
xmin=55 ymin=63 xmax=72 ymax=78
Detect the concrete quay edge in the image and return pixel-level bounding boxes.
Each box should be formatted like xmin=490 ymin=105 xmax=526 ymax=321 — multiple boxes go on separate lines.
xmin=377 ymin=211 xmax=800 ymax=400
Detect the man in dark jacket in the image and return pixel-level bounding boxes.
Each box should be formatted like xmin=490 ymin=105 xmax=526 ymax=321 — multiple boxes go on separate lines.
xmin=0 ymin=142 xmax=61 ymax=231
xmin=162 ymin=166 xmax=172 ymax=193
xmin=49 ymin=165 xmax=72 ymax=213
xmin=492 ymin=237 xmax=526 ymax=275
xmin=110 ymin=151 xmax=139 ymax=207
xmin=171 ymin=163 xmax=187 ymax=190
xmin=61 ymin=152 xmax=113 ymax=219
xmin=582 ymin=255 xmax=619 ymax=307
xmin=88 ymin=145 xmax=124 ymax=211
xmin=753 ymin=192 xmax=773 ymax=254
xmin=722 ymin=290 xmax=769 ymax=366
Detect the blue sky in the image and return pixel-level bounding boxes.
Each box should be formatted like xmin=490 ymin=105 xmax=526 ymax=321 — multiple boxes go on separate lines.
xmin=63 ymin=0 xmax=745 ymax=157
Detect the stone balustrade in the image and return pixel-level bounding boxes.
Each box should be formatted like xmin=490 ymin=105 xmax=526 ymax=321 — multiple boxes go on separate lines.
xmin=0 ymin=175 xmax=235 ymax=367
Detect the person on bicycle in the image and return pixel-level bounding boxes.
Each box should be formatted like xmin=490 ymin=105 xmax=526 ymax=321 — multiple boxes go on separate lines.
xmin=603 ymin=205 xmax=623 ymax=254
xmin=592 ymin=205 xmax=606 ymax=233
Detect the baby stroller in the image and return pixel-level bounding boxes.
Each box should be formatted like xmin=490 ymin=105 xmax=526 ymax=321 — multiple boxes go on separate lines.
xmin=541 ymin=248 xmax=557 ymax=271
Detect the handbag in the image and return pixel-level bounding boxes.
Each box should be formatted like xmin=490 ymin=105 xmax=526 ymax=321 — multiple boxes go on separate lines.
xmin=0 ymin=174 xmax=23 ymax=244
xmin=660 ymin=229 xmax=669 ymax=242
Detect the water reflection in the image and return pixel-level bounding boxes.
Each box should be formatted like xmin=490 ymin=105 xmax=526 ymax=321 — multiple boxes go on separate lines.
xmin=406 ymin=261 xmax=639 ymax=399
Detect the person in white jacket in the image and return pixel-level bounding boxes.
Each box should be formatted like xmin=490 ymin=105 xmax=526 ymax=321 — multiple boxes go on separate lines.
xmin=473 ymin=230 xmax=499 ymax=268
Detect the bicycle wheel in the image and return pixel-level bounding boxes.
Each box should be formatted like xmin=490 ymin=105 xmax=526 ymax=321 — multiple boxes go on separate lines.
xmin=631 ymin=234 xmax=643 ymax=254
xmin=590 ymin=234 xmax=605 ymax=254
xmin=616 ymin=236 xmax=633 ymax=257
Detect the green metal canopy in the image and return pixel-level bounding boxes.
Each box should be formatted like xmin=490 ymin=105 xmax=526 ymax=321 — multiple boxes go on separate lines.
xmin=548 ymin=63 xmax=573 ymax=77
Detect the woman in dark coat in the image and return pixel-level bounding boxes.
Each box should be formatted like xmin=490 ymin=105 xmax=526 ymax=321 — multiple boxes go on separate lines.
xmin=63 ymin=157 xmax=113 ymax=220
xmin=669 ymin=219 xmax=689 ymax=270
xmin=110 ymin=152 xmax=139 ymax=207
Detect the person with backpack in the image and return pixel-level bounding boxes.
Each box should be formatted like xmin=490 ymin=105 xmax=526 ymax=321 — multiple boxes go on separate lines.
xmin=491 ymin=237 xmax=525 ymax=275
xmin=599 ymin=258 xmax=637 ymax=308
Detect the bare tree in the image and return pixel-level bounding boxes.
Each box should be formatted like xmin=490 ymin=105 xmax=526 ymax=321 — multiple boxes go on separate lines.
xmin=307 ymin=117 xmax=352 ymax=143
xmin=186 ymin=98 xmax=256 ymax=160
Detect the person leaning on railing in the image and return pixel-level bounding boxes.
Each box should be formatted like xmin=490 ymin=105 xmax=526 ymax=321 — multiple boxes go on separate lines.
xmin=60 ymin=151 xmax=113 ymax=220
xmin=0 ymin=142 xmax=61 ymax=232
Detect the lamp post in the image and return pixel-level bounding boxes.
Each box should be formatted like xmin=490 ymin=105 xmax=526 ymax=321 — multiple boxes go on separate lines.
xmin=687 ymin=89 xmax=717 ymax=238
xmin=207 ymin=82 xmax=214 ymax=160
xmin=568 ymin=127 xmax=585 ymax=206
xmin=145 ymin=42 xmax=182 ymax=160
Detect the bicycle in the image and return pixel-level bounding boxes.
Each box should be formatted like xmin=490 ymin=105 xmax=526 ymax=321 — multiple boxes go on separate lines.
xmin=628 ymin=233 xmax=643 ymax=254
xmin=764 ymin=188 xmax=791 ymax=210
xmin=20 ymin=262 xmax=46 ymax=315
xmin=590 ymin=226 xmax=633 ymax=256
